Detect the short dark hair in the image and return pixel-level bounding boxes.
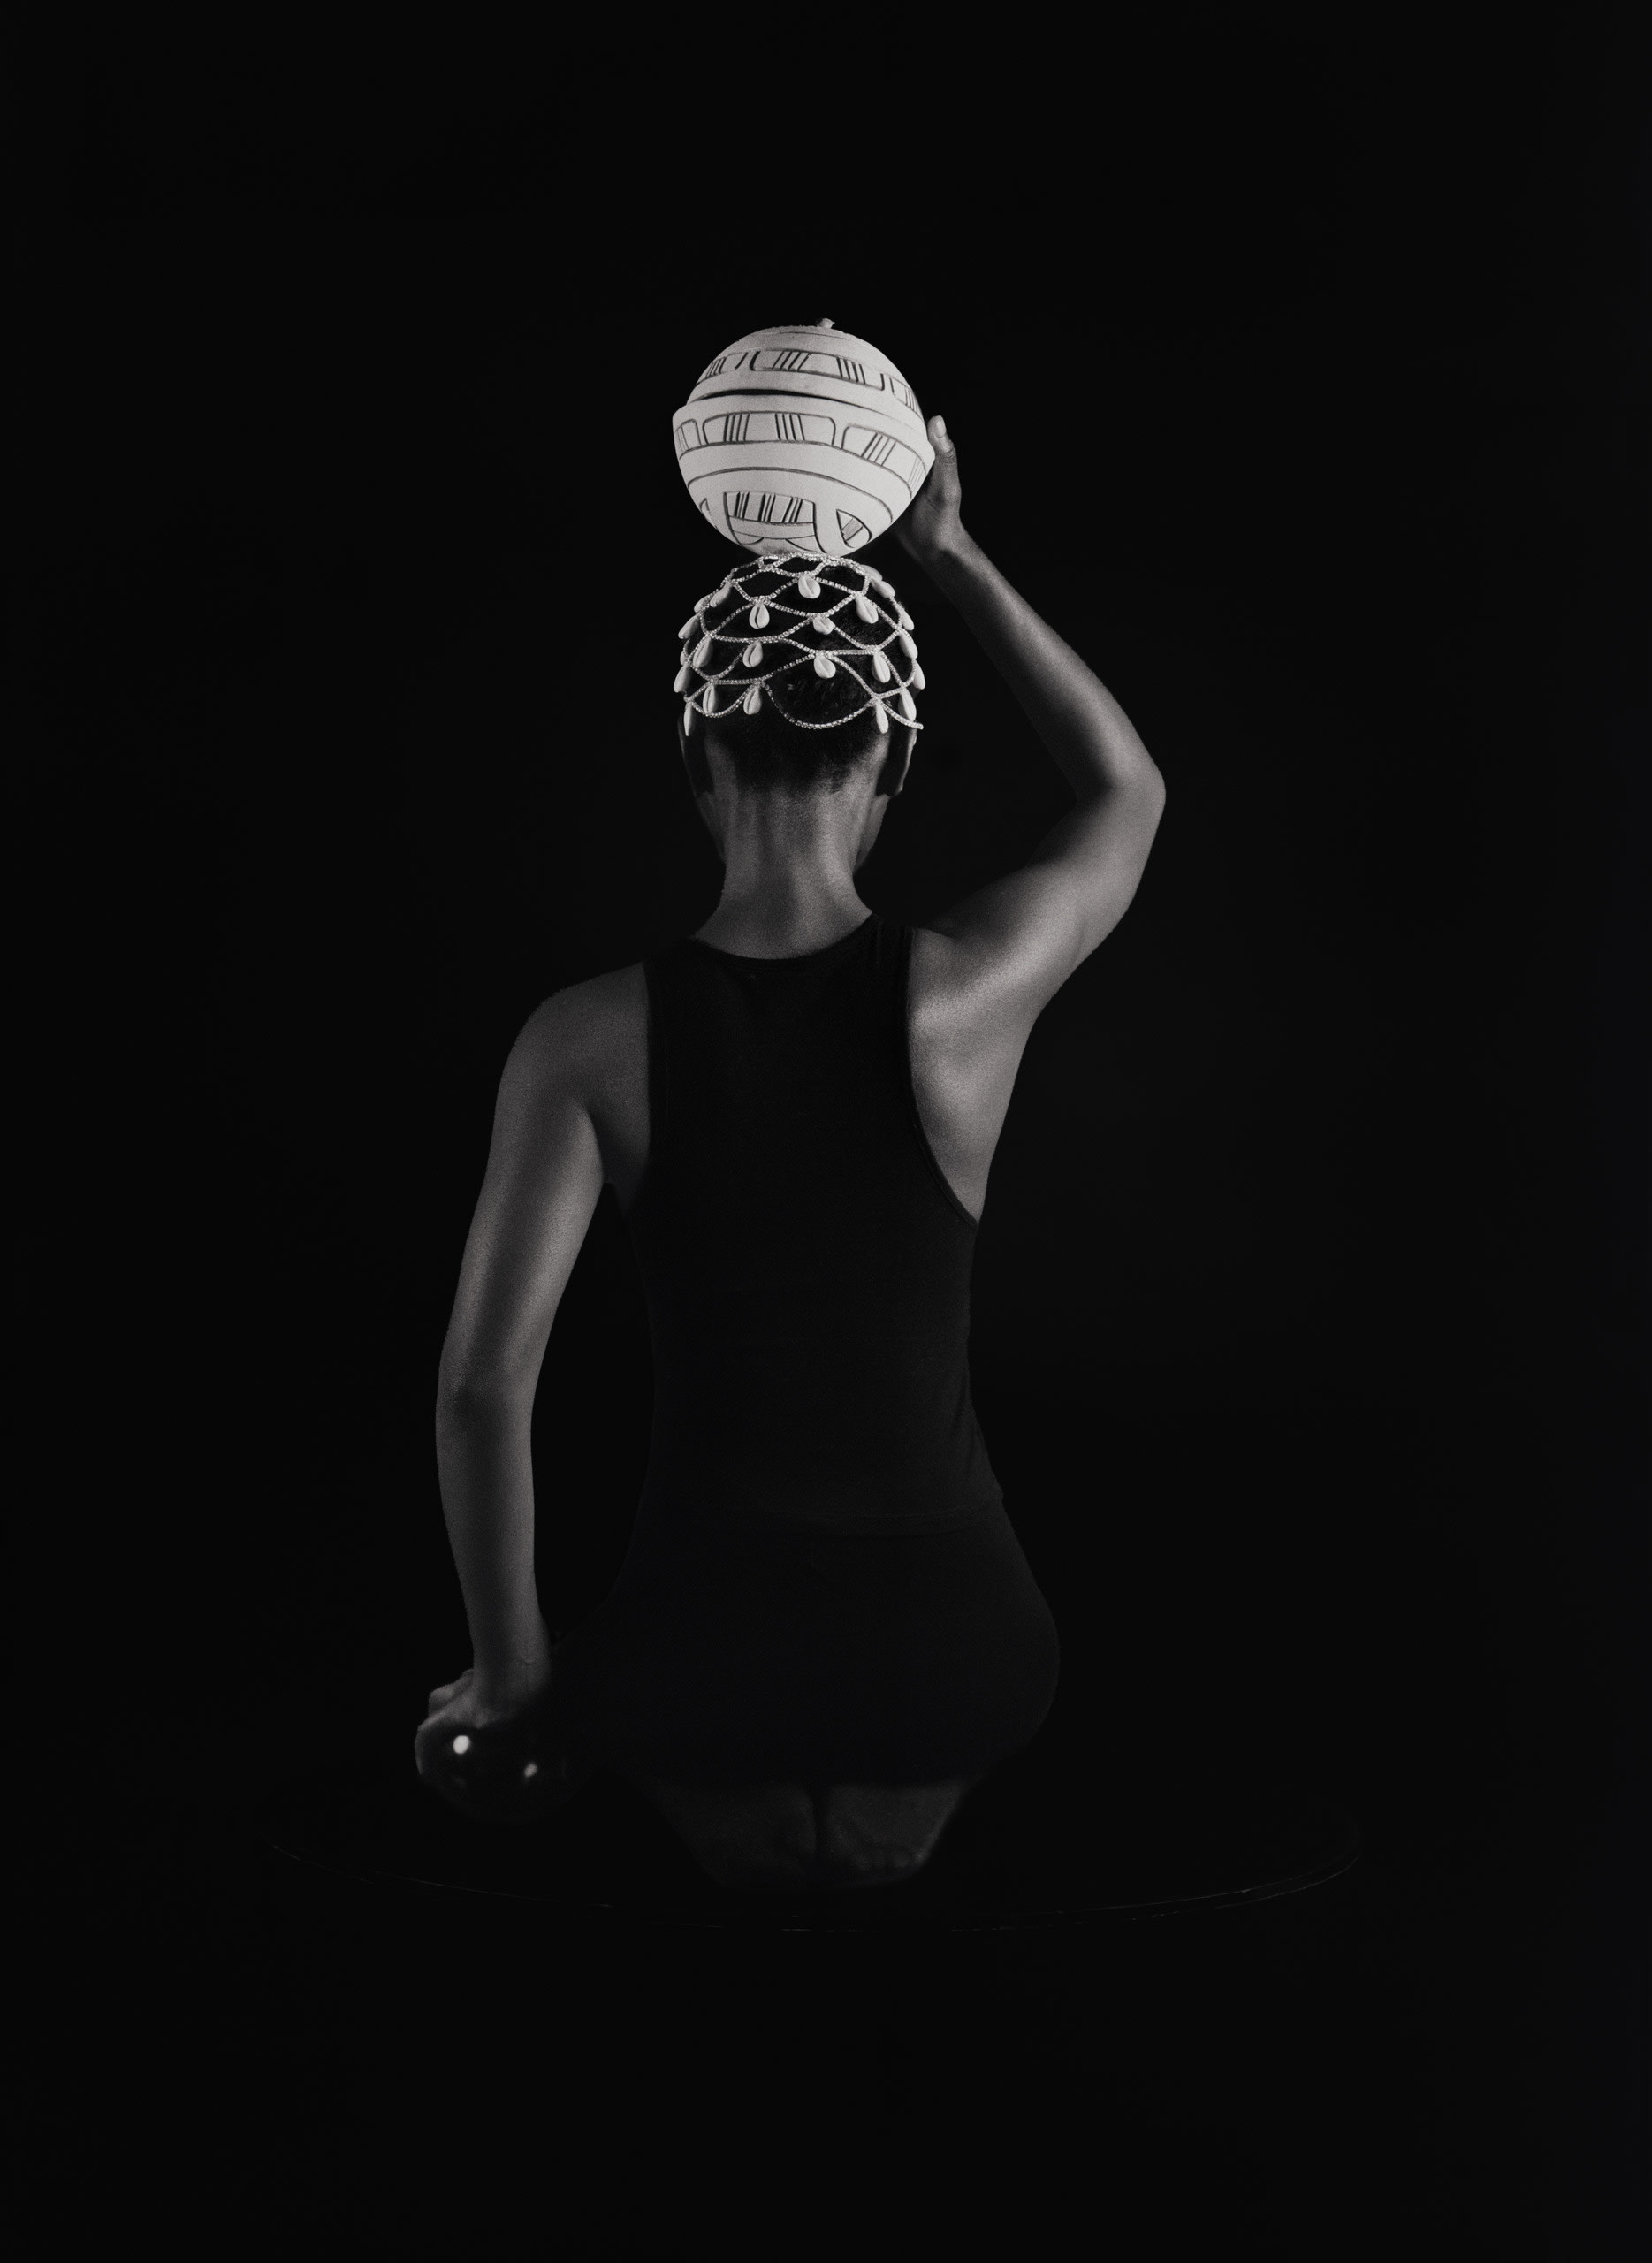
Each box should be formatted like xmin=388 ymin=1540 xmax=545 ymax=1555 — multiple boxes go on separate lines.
xmin=707 ymin=685 xmax=884 ymax=796
xmin=681 ymin=553 xmax=919 ymax=796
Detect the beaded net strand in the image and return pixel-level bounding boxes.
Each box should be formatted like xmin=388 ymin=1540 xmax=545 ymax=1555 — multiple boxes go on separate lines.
xmin=674 ymin=549 xmax=925 ymax=740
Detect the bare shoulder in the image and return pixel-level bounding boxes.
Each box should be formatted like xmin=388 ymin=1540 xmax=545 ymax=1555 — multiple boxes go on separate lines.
xmin=507 ymin=964 xmax=648 ymax=1201
xmin=512 ymin=964 xmax=646 ymax=1078
xmin=915 ymin=781 xmax=1167 ymax=1040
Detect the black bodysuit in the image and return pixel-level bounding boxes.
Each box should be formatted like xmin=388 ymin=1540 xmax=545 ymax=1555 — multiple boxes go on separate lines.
xmin=548 ymin=912 xmax=1060 ymax=1787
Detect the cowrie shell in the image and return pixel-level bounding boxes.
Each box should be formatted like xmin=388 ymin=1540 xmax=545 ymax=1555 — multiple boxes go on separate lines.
xmin=897 ymin=687 xmax=916 ymax=720
xmin=744 ymin=641 xmax=763 ymax=667
xmin=897 ymin=629 xmax=917 ymax=658
xmin=911 ymin=664 xmax=926 ymax=690
xmin=854 ymin=593 xmax=878 ymax=622
xmin=742 ymin=683 xmax=763 ymax=713
xmin=694 ymin=634 xmax=715 ymax=667
xmin=872 ymin=651 xmax=892 ymax=683
xmin=798 ymin=571 xmax=822 ymax=600
xmin=873 ymin=699 xmax=889 ymax=733
xmin=750 ymin=602 xmax=770 ymax=629
xmin=674 ymin=664 xmax=692 ymax=693
xmin=814 ymin=653 xmax=836 ymax=677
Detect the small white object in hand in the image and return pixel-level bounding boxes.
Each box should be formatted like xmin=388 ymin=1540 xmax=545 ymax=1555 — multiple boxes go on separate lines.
xmin=452 ymin=1734 xmax=471 ymax=1755
xmin=522 ymin=1761 xmax=539 ymax=1779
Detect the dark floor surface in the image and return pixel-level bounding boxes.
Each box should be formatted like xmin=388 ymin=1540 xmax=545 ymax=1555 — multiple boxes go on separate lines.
xmin=18 ymin=1688 xmax=1630 ymax=2260
xmin=17 ymin=1386 xmax=1641 ymax=2258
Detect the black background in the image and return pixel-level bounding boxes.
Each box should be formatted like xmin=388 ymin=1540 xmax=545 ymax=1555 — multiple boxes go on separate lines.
xmin=15 ymin=13 xmax=1646 ymax=2258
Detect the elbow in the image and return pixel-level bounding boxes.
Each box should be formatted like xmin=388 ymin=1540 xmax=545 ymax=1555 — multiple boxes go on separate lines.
xmin=1092 ymin=762 xmax=1165 ymax=819
xmin=436 ymin=1363 xmax=534 ymax=1432
xmin=1135 ymin=767 xmax=1167 ymax=842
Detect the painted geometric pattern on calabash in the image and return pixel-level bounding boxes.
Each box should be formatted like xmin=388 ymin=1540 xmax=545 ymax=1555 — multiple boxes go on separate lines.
xmin=672 ymin=324 xmax=935 ymax=559
xmin=681 ymin=491 xmax=873 ymax=558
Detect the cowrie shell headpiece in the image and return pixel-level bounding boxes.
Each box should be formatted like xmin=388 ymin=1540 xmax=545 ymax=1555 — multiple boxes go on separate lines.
xmin=675 ymin=548 xmax=925 ymax=742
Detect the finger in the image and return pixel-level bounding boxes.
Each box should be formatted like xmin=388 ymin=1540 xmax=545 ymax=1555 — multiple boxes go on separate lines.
xmin=426 ymin=1668 xmax=473 ymax=1711
xmin=415 ymin=1721 xmax=450 ymax=1771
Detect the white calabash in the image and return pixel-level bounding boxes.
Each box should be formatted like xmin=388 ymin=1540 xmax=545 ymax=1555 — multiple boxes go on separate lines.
xmin=671 ymin=321 xmax=935 ymax=560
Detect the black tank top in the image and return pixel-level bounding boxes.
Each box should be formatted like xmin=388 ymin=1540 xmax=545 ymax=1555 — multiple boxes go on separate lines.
xmin=622 ymin=911 xmax=1006 ymax=1556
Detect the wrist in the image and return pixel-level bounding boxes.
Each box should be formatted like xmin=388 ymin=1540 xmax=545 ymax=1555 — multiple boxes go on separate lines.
xmin=925 ymin=528 xmax=980 ymax=595
xmin=473 ymin=1663 xmax=552 ymax=1715
xmin=472 ymin=1620 xmax=554 ymax=1706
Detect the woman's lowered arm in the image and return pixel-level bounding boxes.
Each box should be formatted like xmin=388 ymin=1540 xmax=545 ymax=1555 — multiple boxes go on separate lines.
xmin=434 ymin=989 xmax=605 ymax=1706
